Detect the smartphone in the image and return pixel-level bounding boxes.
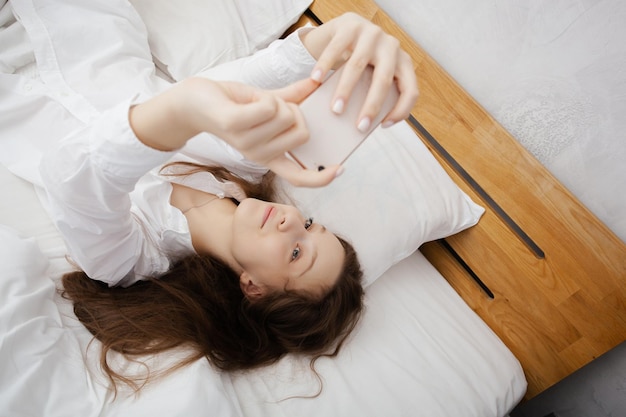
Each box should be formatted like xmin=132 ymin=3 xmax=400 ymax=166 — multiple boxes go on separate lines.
xmin=288 ymin=65 xmax=400 ymax=171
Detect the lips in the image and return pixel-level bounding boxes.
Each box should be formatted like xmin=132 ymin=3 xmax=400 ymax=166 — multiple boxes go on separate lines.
xmin=261 ymin=206 xmax=274 ymax=228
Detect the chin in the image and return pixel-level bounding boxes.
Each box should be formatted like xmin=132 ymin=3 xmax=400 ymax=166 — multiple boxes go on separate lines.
xmin=238 ymin=197 xmax=264 ymax=210
xmin=235 ymin=198 xmax=264 ymax=223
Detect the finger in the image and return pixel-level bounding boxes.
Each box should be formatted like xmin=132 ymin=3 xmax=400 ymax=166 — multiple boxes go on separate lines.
xmin=327 ymin=26 xmax=384 ymax=116
xmin=268 ymin=156 xmax=343 ymax=188
xmin=355 ymin=50 xmax=398 ymax=127
xmin=245 ymin=103 xmax=310 ymax=163
xmin=218 ymin=85 xmax=281 ymax=130
xmin=235 ymin=100 xmax=301 ymax=160
xmin=219 ymin=81 xmax=259 ymax=104
xmin=273 ymin=78 xmax=320 ymax=104
xmin=311 ymin=34 xmax=355 ymax=82
xmin=382 ymin=53 xmax=419 ymax=124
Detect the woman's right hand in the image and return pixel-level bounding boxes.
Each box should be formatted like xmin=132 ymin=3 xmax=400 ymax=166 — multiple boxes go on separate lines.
xmin=182 ymin=77 xmax=343 ymax=187
xmin=180 ymin=78 xmax=307 ymax=164
xmin=131 ymin=77 xmax=341 ymax=187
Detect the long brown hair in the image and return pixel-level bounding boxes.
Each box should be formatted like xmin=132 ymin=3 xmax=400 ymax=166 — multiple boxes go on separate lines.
xmin=61 ymin=165 xmax=364 ymax=392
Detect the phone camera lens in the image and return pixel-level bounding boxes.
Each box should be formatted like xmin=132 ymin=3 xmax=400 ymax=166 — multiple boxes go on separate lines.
xmin=317 ymin=165 xmax=325 ymax=171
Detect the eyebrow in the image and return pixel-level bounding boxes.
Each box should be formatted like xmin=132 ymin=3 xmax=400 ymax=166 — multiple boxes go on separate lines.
xmin=302 ymin=247 xmax=317 ymax=278
xmin=300 ymin=224 xmax=324 ymax=277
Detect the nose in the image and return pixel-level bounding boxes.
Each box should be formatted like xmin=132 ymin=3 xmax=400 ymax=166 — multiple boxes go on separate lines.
xmin=278 ymin=212 xmax=299 ymax=232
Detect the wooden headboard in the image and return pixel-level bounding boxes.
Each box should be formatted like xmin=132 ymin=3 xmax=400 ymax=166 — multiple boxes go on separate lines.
xmin=297 ymin=0 xmax=626 ymax=400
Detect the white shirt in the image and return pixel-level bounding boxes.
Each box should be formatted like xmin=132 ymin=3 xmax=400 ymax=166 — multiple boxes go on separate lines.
xmin=1 ymin=0 xmax=317 ymax=286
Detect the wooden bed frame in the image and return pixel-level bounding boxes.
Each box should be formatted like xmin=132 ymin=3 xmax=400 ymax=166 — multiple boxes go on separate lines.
xmin=296 ymin=0 xmax=626 ymax=400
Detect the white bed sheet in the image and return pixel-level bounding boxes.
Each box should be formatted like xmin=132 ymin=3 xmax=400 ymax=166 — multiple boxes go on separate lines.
xmin=0 ymin=162 xmax=526 ymax=416
xmin=375 ymin=0 xmax=626 ymax=244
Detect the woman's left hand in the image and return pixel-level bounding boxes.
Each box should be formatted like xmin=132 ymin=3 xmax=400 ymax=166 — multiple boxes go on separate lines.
xmin=300 ymin=12 xmax=419 ymax=132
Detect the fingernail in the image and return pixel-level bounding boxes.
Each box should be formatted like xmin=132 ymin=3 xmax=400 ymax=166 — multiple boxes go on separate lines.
xmin=382 ymin=120 xmax=395 ymax=128
xmin=332 ymin=98 xmax=345 ymax=114
xmin=357 ymin=117 xmax=371 ymax=133
xmin=311 ymin=69 xmax=323 ymax=82
xmin=334 ymin=166 xmax=345 ymax=178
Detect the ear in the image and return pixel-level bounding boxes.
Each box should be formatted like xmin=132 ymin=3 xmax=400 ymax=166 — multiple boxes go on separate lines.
xmin=239 ymin=271 xmax=264 ymax=299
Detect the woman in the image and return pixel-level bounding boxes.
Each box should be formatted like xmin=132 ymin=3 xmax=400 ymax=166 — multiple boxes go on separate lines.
xmin=43 ymin=13 xmax=418 ymax=390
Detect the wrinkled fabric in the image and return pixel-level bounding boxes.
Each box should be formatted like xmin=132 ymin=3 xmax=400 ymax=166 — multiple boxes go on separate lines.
xmin=1 ymin=0 xmax=316 ymax=286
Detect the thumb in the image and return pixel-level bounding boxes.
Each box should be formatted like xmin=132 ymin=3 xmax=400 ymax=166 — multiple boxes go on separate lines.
xmin=218 ymin=80 xmax=261 ymax=104
xmin=267 ymin=155 xmax=343 ymax=188
xmin=273 ymin=78 xmax=320 ymax=104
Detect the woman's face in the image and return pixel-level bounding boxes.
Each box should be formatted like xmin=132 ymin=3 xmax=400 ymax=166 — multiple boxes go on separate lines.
xmin=231 ymin=198 xmax=345 ymax=297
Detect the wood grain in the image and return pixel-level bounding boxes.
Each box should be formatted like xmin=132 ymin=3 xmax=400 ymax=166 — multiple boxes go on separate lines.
xmin=308 ymin=0 xmax=626 ymax=400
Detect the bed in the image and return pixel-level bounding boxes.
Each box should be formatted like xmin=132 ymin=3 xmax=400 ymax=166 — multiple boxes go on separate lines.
xmin=0 ymin=192 xmax=525 ymax=417
xmin=0 ymin=0 xmax=621 ymax=415
xmin=0 ymin=100 xmax=526 ymax=417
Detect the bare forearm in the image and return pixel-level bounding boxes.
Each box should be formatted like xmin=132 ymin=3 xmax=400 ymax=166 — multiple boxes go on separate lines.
xmin=128 ymin=84 xmax=197 ymax=152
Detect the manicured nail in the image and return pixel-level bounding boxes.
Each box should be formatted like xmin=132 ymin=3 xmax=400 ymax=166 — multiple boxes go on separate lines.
xmin=382 ymin=120 xmax=395 ymax=128
xmin=357 ymin=117 xmax=371 ymax=133
xmin=311 ymin=69 xmax=323 ymax=82
xmin=332 ymin=98 xmax=345 ymax=114
xmin=334 ymin=166 xmax=345 ymax=178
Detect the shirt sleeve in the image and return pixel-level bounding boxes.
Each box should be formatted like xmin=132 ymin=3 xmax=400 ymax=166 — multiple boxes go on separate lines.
xmin=194 ymin=27 xmax=318 ymax=89
xmin=40 ymin=97 xmax=178 ymax=286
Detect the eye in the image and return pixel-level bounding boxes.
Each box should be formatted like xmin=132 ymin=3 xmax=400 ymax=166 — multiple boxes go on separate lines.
xmin=304 ymin=217 xmax=314 ymax=230
xmin=291 ymin=245 xmax=301 ymax=261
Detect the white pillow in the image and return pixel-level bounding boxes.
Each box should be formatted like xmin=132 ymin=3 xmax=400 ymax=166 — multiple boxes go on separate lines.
xmin=277 ymin=120 xmax=485 ymax=287
xmin=130 ymin=0 xmax=312 ymax=81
